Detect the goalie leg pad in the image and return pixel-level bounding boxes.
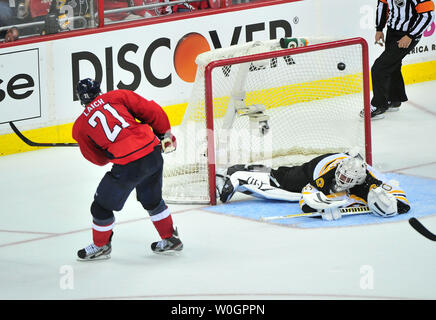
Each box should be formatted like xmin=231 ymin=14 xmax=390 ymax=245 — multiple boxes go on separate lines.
xmin=226 ymin=164 xmax=247 ymax=176
xmin=238 ymin=184 xmax=301 ymax=202
xmin=219 ymin=170 xmax=269 ymax=203
xmin=246 ymin=164 xmax=271 ymax=173
xmin=230 ymin=170 xmax=272 ymax=189
xmin=226 ymin=164 xmax=271 ymax=176
xmin=219 ymin=169 xmax=299 ymax=203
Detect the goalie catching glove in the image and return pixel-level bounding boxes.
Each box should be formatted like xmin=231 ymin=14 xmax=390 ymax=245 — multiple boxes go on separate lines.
xmin=301 ymin=184 xmax=348 ymax=221
xmin=367 ymin=185 xmax=398 ymax=217
xmin=157 ymin=132 xmax=177 ymax=154
xmin=302 ymin=184 xmax=348 ymax=210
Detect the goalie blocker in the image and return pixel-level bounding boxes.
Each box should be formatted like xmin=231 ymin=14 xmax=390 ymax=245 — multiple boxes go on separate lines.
xmin=217 ymin=151 xmax=411 ymax=220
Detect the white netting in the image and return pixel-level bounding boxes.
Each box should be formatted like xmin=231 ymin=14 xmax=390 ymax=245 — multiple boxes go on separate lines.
xmin=162 ymin=38 xmax=368 ymax=204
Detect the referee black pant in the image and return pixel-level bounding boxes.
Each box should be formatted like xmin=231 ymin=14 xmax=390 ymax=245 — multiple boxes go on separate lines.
xmin=371 ymin=28 xmax=420 ymax=108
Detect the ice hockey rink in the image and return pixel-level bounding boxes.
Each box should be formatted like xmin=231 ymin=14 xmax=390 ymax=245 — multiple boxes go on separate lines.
xmin=0 ymin=80 xmax=435 ymax=301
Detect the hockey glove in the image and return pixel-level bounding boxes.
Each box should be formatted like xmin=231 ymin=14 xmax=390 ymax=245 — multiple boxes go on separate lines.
xmin=367 ymin=186 xmax=398 ymax=217
xmin=302 ymin=185 xmax=348 ymax=210
xmin=157 ymin=132 xmax=177 ymax=154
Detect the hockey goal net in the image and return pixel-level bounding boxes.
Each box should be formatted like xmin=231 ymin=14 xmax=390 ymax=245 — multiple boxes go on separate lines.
xmin=162 ymin=37 xmax=371 ymax=204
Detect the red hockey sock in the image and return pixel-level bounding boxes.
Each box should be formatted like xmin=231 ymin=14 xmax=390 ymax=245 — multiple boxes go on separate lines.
xmin=150 ymin=208 xmax=174 ymax=239
xmin=92 ymin=222 xmax=114 ymax=247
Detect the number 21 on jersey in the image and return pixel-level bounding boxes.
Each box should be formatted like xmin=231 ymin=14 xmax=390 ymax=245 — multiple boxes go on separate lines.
xmin=88 ymin=104 xmax=130 ymax=142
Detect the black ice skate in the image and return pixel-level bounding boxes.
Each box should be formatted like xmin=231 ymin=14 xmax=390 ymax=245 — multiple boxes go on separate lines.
xmin=151 ymin=228 xmax=183 ymax=253
xmin=386 ymin=101 xmax=401 ymax=112
xmin=77 ymin=232 xmax=113 ymax=261
xmin=359 ymin=104 xmax=387 ymax=120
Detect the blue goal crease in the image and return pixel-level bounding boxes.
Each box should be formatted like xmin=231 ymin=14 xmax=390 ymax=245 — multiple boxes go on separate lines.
xmin=205 ymin=173 xmax=436 ymax=228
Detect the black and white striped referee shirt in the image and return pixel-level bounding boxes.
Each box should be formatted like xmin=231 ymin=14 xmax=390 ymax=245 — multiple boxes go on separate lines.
xmin=376 ymin=0 xmax=435 ymax=39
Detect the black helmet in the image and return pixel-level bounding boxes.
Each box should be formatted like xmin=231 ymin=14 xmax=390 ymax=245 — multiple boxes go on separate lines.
xmin=76 ymin=78 xmax=101 ymax=105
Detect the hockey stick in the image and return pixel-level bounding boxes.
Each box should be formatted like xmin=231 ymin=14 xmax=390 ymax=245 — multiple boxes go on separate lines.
xmin=9 ymin=122 xmax=78 ymax=147
xmin=259 ymin=206 xmax=371 ymax=221
xmin=408 ymin=217 xmax=436 ymax=241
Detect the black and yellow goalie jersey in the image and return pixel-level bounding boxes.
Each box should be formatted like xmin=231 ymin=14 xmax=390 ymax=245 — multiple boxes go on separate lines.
xmin=271 ymin=153 xmax=410 ymax=213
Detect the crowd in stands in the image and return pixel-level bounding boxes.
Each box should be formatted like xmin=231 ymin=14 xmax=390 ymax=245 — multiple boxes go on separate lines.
xmin=103 ymin=0 xmax=211 ymax=22
xmin=0 ymin=0 xmax=237 ymax=43
xmin=0 ymin=0 xmax=69 ymax=42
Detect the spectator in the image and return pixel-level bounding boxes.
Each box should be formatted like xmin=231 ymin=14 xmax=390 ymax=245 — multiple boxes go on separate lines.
xmin=150 ymin=0 xmax=210 ymax=16
xmin=0 ymin=0 xmax=14 ymax=26
xmin=103 ymin=0 xmax=149 ymax=21
xmin=171 ymin=0 xmax=210 ymax=12
xmin=102 ymin=0 xmax=212 ymax=22
xmin=12 ymin=0 xmax=72 ymax=36
xmin=0 ymin=1 xmax=20 ymax=42
xmin=4 ymin=27 xmax=19 ymax=42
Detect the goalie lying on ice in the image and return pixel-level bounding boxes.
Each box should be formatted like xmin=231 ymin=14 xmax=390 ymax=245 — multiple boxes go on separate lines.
xmin=217 ymin=151 xmax=410 ymax=221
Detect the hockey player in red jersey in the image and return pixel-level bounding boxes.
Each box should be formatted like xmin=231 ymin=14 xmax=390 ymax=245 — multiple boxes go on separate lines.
xmin=73 ymin=78 xmax=182 ymax=260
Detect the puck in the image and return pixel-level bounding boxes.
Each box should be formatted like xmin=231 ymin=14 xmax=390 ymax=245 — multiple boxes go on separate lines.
xmin=337 ymin=62 xmax=346 ymax=71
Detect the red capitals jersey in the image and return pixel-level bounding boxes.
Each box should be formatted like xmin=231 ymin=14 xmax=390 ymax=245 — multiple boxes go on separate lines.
xmin=29 ymin=0 xmax=51 ymax=18
xmin=72 ymin=89 xmax=170 ymax=166
xmin=103 ymin=0 xmax=147 ymax=21
xmin=171 ymin=0 xmax=210 ymax=12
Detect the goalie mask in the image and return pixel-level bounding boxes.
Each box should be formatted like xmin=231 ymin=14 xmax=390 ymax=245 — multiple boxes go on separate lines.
xmin=334 ymin=156 xmax=367 ymax=191
xmin=76 ymin=78 xmax=101 ymax=106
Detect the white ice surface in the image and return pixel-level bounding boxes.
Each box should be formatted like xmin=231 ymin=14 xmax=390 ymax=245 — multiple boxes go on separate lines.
xmin=0 ymin=81 xmax=435 ymax=300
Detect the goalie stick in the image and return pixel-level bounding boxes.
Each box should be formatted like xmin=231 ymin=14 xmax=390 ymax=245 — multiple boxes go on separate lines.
xmin=259 ymin=206 xmax=371 ymax=221
xmin=408 ymin=217 xmax=436 ymax=241
xmin=9 ymin=122 xmax=78 ymax=147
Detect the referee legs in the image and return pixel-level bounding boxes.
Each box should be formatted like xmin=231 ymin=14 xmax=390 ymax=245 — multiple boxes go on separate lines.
xmin=371 ymin=29 xmax=419 ymax=109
